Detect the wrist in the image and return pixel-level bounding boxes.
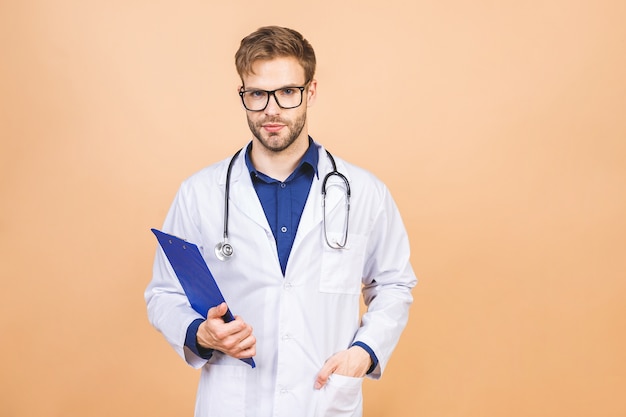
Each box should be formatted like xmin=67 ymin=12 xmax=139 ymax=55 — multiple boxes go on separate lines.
xmin=351 ymin=341 xmax=378 ymax=374
xmin=185 ymin=318 xmax=214 ymax=359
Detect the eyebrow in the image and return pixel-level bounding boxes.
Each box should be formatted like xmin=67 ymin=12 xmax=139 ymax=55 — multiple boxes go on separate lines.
xmin=242 ymin=83 xmax=307 ymax=91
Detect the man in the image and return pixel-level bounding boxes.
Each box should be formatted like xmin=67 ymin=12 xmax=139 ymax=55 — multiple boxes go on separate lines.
xmin=145 ymin=26 xmax=417 ymax=417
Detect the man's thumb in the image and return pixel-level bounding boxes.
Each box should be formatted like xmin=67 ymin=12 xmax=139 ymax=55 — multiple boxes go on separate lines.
xmin=207 ymin=302 xmax=228 ymax=319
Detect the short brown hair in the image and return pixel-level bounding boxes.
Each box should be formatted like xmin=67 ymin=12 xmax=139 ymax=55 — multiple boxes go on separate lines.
xmin=235 ymin=26 xmax=316 ymax=84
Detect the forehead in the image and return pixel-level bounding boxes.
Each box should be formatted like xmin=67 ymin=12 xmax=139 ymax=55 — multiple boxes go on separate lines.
xmin=242 ymin=56 xmax=306 ymax=89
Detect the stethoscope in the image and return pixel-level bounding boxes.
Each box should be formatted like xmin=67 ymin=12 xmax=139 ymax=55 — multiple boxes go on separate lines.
xmin=215 ymin=148 xmax=351 ymax=261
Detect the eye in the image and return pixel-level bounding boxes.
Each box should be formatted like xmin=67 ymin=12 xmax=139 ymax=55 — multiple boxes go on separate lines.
xmin=279 ymin=87 xmax=296 ymax=96
xmin=247 ymin=90 xmax=266 ymax=99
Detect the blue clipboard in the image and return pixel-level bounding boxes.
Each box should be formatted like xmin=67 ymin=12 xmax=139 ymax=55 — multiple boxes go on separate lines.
xmin=152 ymin=228 xmax=255 ymax=368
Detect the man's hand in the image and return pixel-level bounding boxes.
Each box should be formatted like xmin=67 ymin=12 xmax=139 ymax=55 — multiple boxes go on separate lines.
xmin=314 ymin=346 xmax=372 ymax=389
xmin=196 ymin=302 xmax=256 ymax=359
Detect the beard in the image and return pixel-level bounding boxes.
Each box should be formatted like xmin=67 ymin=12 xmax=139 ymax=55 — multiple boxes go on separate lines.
xmin=247 ymin=111 xmax=307 ymax=153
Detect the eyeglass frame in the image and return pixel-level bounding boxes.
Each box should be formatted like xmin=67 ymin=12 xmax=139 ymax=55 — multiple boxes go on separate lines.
xmin=238 ymin=82 xmax=310 ymax=112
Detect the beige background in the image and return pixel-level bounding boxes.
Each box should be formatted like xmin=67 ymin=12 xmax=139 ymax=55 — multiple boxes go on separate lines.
xmin=1 ymin=1 xmax=625 ymax=416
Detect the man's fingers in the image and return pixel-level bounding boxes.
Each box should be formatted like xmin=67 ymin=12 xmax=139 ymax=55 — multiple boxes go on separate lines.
xmin=233 ymin=334 xmax=257 ymax=358
xmin=314 ymin=360 xmax=336 ymax=390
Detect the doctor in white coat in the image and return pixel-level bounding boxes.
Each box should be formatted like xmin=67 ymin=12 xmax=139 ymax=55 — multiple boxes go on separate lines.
xmin=145 ymin=26 xmax=417 ymax=417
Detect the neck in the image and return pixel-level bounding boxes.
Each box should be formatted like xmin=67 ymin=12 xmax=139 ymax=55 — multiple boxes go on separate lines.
xmin=250 ymin=136 xmax=309 ymax=181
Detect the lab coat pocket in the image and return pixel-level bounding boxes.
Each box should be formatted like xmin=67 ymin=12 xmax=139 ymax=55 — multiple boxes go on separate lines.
xmin=196 ymin=364 xmax=247 ymax=416
xmin=319 ymin=234 xmax=366 ymax=295
xmin=317 ymin=374 xmax=363 ymax=417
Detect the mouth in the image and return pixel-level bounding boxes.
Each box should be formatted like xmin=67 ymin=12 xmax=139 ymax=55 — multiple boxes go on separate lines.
xmin=262 ymin=123 xmax=285 ymax=133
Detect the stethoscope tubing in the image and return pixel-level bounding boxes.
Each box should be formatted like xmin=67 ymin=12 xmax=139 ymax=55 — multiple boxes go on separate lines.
xmin=321 ymin=151 xmax=351 ymax=249
xmin=216 ymin=147 xmax=350 ymax=260
xmin=222 ymin=148 xmax=242 ymax=241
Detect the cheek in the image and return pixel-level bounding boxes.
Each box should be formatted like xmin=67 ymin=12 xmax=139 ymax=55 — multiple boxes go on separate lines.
xmin=246 ymin=113 xmax=260 ymax=126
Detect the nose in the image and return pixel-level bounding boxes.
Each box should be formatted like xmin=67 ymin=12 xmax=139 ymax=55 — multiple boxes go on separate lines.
xmin=264 ymin=92 xmax=281 ymax=115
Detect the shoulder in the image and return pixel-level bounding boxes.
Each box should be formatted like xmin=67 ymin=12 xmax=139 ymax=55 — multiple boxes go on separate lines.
xmin=179 ymin=155 xmax=232 ymax=190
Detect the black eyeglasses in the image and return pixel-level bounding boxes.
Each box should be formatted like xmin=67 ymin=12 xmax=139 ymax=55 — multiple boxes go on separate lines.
xmin=239 ymin=84 xmax=308 ymax=112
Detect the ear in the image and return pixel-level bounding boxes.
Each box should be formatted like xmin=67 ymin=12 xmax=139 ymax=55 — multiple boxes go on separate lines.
xmin=306 ymin=79 xmax=318 ymax=107
xmin=237 ymin=85 xmax=245 ymax=110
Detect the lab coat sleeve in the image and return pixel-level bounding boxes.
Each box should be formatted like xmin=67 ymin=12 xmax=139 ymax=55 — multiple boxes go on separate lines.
xmin=144 ymin=181 xmax=210 ymax=369
xmin=354 ymin=186 xmax=417 ymax=379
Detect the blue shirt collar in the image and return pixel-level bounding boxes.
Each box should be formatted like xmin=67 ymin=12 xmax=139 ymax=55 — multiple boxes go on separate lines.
xmin=244 ymin=136 xmax=320 ymax=181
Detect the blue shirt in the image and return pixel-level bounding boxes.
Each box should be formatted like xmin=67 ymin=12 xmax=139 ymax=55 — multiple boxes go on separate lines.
xmin=185 ymin=138 xmax=378 ymax=374
xmin=245 ymin=139 xmax=318 ymax=275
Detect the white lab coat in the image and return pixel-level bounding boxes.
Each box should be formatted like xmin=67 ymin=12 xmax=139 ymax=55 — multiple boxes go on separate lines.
xmin=145 ymin=143 xmax=417 ymax=417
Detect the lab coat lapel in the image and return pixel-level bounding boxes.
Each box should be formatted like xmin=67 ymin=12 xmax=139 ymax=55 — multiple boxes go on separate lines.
xmin=224 ymin=152 xmax=271 ymax=232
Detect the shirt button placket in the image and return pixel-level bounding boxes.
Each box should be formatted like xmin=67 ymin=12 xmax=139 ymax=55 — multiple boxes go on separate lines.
xmin=279 ymin=183 xmax=287 ymax=236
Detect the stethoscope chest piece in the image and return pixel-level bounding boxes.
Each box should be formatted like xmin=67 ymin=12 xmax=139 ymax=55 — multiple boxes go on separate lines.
xmin=215 ymin=241 xmax=234 ymax=261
